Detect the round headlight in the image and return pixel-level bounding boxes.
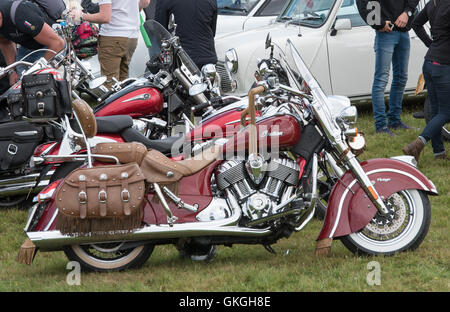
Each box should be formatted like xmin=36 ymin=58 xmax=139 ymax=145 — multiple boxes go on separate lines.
xmin=348 ymin=133 xmax=366 ymax=157
xmin=225 ymin=48 xmax=238 ymax=74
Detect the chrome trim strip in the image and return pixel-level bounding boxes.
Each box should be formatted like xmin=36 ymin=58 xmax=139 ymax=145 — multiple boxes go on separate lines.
xmin=390 ymin=155 xmax=417 ymax=168
xmin=24 ymin=203 xmax=39 ymax=232
xmin=44 ymin=210 xmax=58 ymax=232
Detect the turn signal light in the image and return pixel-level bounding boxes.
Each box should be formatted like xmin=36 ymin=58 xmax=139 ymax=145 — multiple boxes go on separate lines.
xmin=35 ymin=181 xmax=59 ymax=204
xmin=368 ymin=186 xmax=379 ymax=200
xmin=344 ymin=128 xmax=358 ymax=138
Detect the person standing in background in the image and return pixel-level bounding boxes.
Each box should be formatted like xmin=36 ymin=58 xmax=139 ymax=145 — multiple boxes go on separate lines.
xmin=143 ymin=0 xmax=156 ymax=19
xmin=403 ymin=0 xmax=450 ymax=162
xmin=77 ymin=0 xmax=150 ymax=86
xmin=155 ymin=0 xmax=218 ymax=70
xmin=357 ymin=0 xmax=419 ymax=136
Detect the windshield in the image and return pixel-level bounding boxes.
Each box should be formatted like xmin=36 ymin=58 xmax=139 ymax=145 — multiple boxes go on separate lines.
xmin=279 ymin=0 xmax=341 ymax=27
xmin=143 ymin=19 xmax=173 ymax=60
xmin=285 ymin=38 xmax=340 ymax=131
xmin=218 ymin=0 xmax=259 ymax=16
xmin=285 ymin=39 xmax=320 ymax=92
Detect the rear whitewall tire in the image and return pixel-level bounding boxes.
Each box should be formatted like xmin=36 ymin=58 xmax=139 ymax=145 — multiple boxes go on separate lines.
xmin=64 ymin=243 xmax=154 ymax=272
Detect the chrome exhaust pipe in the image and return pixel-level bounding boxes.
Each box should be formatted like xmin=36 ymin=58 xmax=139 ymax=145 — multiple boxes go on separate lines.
xmin=0 ymin=172 xmax=44 ymax=186
xmin=0 ymin=181 xmax=49 ymax=197
xmin=27 ymin=192 xmax=272 ymax=251
xmin=0 ymin=171 xmax=54 ymax=197
xmin=28 ymin=223 xmax=272 ymax=252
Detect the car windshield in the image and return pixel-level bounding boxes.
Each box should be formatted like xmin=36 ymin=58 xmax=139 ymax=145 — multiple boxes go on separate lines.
xmin=218 ymin=0 xmax=260 ymax=16
xmin=279 ymin=0 xmax=339 ymax=27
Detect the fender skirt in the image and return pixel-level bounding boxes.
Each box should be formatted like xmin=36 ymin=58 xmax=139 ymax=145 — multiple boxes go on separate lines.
xmin=317 ymin=158 xmax=438 ymax=241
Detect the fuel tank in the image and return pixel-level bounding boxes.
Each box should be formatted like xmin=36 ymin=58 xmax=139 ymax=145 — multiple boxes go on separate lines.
xmin=94 ymin=85 xmax=164 ymax=118
xmin=221 ymin=115 xmax=301 ymax=155
xmin=187 ymin=109 xmax=245 ymax=142
xmin=186 ymin=107 xmax=262 ymax=142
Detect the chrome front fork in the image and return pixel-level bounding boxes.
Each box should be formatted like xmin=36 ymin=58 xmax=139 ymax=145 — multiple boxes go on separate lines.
xmin=334 ymin=141 xmax=389 ymax=215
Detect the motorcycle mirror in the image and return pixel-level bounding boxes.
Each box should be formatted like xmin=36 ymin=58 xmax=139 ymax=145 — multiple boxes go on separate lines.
xmin=189 ymin=83 xmax=208 ymax=96
xmin=202 ymin=64 xmax=217 ymax=80
xmin=339 ymin=106 xmax=358 ymax=125
xmin=168 ymin=14 xmax=177 ymax=35
xmin=89 ymin=76 xmax=108 ymax=90
xmin=265 ymin=33 xmax=272 ymax=50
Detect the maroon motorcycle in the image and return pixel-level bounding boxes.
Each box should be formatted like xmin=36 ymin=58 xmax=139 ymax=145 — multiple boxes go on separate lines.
xmin=18 ymin=39 xmax=437 ymax=271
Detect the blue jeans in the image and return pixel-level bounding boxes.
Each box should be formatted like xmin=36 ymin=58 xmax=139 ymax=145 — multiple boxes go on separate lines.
xmin=16 ymin=46 xmax=47 ymax=75
xmin=372 ymin=31 xmax=410 ymax=130
xmin=420 ymin=60 xmax=450 ymax=155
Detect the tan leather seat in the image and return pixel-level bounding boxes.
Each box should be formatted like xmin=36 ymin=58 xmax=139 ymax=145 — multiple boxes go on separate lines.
xmin=91 ymin=141 xmax=221 ymax=184
xmin=92 ymin=142 xmax=148 ymax=165
xmin=72 ymin=99 xmax=97 ymax=138
xmin=141 ymin=145 xmax=221 ymax=184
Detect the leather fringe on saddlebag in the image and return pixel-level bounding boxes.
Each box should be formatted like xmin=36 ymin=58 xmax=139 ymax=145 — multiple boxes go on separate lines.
xmin=55 ymin=163 xmax=146 ymax=236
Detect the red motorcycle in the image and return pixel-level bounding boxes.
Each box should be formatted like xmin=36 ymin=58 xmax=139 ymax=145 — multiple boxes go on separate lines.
xmin=19 ymin=40 xmax=437 ymax=271
xmin=88 ymin=19 xmax=238 ymax=140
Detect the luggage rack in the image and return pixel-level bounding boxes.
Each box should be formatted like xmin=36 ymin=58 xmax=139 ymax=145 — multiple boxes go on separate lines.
xmin=39 ymin=154 xmax=120 ymax=165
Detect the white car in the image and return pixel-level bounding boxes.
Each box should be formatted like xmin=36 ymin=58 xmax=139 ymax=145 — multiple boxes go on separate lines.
xmin=216 ymin=0 xmax=290 ymax=35
xmin=85 ymin=0 xmax=290 ymax=79
xmin=216 ymin=0 xmax=429 ymax=104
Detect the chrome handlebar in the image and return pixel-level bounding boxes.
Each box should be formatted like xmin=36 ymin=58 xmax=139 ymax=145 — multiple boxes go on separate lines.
xmin=0 ymin=61 xmax=34 ymax=78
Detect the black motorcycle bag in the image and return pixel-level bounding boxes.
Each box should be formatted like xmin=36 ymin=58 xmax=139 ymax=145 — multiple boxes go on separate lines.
xmin=0 ymin=121 xmax=43 ymax=170
xmin=6 ymin=92 xmax=24 ymax=118
xmin=19 ymin=73 xmax=71 ymax=120
xmin=292 ymin=123 xmax=325 ymax=162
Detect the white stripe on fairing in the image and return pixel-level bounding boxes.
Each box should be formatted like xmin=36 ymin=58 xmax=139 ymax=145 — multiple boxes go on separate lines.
xmin=44 ymin=210 xmax=58 ymax=231
xmin=329 ymin=168 xmax=432 ymax=238
xmin=330 ymin=180 xmax=357 ymax=238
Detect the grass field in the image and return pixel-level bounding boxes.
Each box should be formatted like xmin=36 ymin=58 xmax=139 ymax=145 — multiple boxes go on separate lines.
xmin=0 ymin=101 xmax=448 ymax=292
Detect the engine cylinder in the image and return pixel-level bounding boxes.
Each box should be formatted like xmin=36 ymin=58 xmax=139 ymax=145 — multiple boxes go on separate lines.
xmin=216 ymin=157 xmax=300 ymax=222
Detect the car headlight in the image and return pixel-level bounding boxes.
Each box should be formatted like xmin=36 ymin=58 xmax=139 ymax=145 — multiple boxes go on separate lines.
xmin=225 ymin=48 xmax=238 ymax=74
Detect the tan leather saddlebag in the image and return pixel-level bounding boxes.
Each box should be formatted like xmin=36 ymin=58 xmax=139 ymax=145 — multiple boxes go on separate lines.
xmin=55 ymin=163 xmax=146 ymax=235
